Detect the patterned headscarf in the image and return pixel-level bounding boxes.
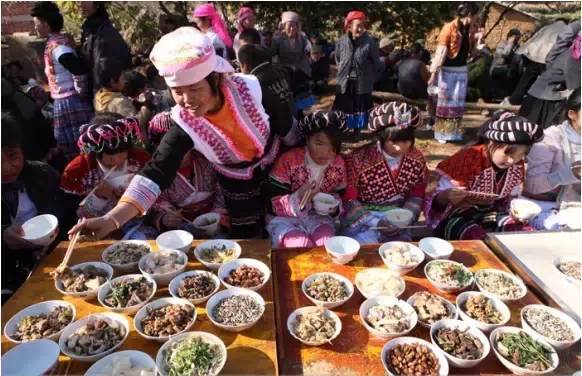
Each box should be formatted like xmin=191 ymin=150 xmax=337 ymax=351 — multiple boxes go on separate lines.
xmin=78 ymin=117 xmax=143 ymax=154
xmin=298 ymin=110 xmax=353 ymax=137
xmin=480 ymin=111 xmax=543 ymax=145
xmin=368 ymin=102 xmax=421 ymax=132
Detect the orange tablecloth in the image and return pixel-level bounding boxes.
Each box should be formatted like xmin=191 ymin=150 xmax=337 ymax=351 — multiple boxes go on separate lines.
xmin=1 ymin=240 xmax=278 ymax=375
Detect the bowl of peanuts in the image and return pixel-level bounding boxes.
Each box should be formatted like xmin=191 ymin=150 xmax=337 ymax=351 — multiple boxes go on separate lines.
xmin=381 ymin=337 xmax=449 ymax=376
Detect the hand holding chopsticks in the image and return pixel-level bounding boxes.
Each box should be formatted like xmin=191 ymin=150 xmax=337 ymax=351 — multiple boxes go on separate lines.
xmin=51 ymin=218 xmax=85 ymax=278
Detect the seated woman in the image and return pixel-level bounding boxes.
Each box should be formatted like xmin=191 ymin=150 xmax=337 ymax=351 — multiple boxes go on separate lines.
xmin=60 ymin=114 xmax=156 ymax=239
xmin=342 ymin=102 xmax=428 ymax=244
xmin=425 ymin=111 xmax=544 ymax=240
xmin=145 ymin=112 xmax=226 ymax=236
xmin=1 ymin=113 xmax=65 ymax=303
xmin=266 ymin=111 xmax=351 ymax=248
xmin=524 ymin=88 xmax=581 ymax=230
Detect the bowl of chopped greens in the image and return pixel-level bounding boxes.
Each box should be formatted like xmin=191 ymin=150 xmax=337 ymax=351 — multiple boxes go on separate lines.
xmin=424 ymin=260 xmax=473 ymax=293
xmin=490 ymin=327 xmax=559 ymax=375
xmin=98 ymin=274 xmax=157 ymax=315
xmin=194 ymin=239 xmax=242 ymax=270
xmin=156 ymin=331 xmax=227 ymax=376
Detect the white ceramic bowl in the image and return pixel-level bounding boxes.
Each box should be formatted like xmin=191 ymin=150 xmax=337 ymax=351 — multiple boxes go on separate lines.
xmin=194 ymin=239 xmax=242 ymax=270
xmin=430 ymin=319 xmax=490 ymax=368
xmin=490 ymin=326 xmax=559 ymax=375
xmin=4 ymin=300 xmax=76 ymax=344
xmin=383 ymin=208 xmax=413 ymax=228
xmin=406 ymin=291 xmax=458 ymax=328
xmin=169 ymin=270 xmax=221 ymax=305
xmin=456 ymin=291 xmax=511 ymax=333
xmin=206 ymin=287 xmax=265 ymax=332
xmin=156 ymin=331 xmax=227 ymax=376
xmin=218 ymin=258 xmax=271 ymax=292
xmin=138 ymin=249 xmax=188 ymax=286
xmin=108 ymin=174 xmax=133 ymax=191
xmin=312 ymin=192 xmax=339 ymax=215
xmin=98 ymin=274 xmax=157 ymax=315
xmin=510 ymin=198 xmax=542 ymax=221
xmin=21 ymin=214 xmax=58 ymax=247
xmin=553 ymin=255 xmax=582 ymax=285
xmin=156 ymin=230 xmax=193 ymax=253
xmin=58 ymin=312 xmax=129 ymax=362
xmin=1 ymin=339 xmax=61 ymax=376
xmin=379 ymin=241 xmax=425 ymax=275
xmin=301 ymin=272 xmax=354 ymax=309
xmin=359 ymin=296 xmax=417 ymax=340
xmin=520 ymin=304 xmax=582 ymax=351
xmin=381 ymin=337 xmax=449 ymax=376
xmin=424 ymin=260 xmax=474 ymax=293
xmin=419 ymin=237 xmax=454 ymax=260
xmin=287 ymin=306 xmax=342 ymax=346
xmin=355 ymin=268 xmax=405 ymax=299
xmin=324 ymin=236 xmax=360 ymax=264
xmin=134 ymin=297 xmax=197 ymax=343
xmin=54 ymin=261 xmax=114 ymax=300
xmin=84 ymin=350 xmax=156 ymax=376
xmin=193 ymin=212 xmax=222 ymax=237
xmin=475 ymin=269 xmax=527 ymax=302
xmin=101 ymin=240 xmax=152 ymax=273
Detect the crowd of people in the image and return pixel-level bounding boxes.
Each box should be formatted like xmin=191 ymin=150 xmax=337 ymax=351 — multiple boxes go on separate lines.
xmin=1 ymin=2 xmax=580 ymax=302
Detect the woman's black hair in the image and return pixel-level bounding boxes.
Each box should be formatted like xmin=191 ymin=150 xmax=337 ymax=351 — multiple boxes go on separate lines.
xmin=121 ymin=70 xmax=147 ymax=98
xmin=306 ymin=128 xmax=343 ymax=154
xmin=238 ymin=44 xmax=272 ymax=69
xmin=456 ymin=2 xmax=480 ymax=17
xmin=30 ymin=2 xmax=64 ymax=32
xmin=1 ymin=112 xmax=23 ymax=148
xmin=97 ymin=58 xmax=124 ymax=89
xmin=204 ymin=72 xmax=222 ymax=96
xmin=379 ymin=127 xmax=416 ymax=147
xmin=239 ymin=28 xmax=262 ymax=45
xmin=566 ymin=87 xmax=581 ymax=112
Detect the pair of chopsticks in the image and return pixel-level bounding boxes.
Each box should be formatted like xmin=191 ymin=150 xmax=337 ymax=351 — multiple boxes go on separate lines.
xmin=78 ymin=165 xmax=118 ymax=207
xmin=53 ymin=218 xmax=84 ymax=273
xmin=159 ymin=206 xmax=191 ymax=224
xmin=299 ymin=173 xmax=326 ymax=211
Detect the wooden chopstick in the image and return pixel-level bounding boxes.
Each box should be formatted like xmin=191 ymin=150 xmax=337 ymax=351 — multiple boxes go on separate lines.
xmin=58 ymin=218 xmax=83 ymax=269
xmin=299 ymin=173 xmax=326 ymax=211
xmin=159 ymin=206 xmax=191 ymax=224
xmin=79 ymin=165 xmax=118 ymax=207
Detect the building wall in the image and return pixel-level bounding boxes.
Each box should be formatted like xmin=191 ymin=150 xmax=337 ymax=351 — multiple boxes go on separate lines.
xmin=484 ymin=3 xmax=537 ymax=48
xmin=1 ymin=2 xmax=34 ymax=35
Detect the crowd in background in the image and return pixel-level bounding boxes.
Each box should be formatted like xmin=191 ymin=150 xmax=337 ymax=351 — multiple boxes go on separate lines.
xmin=1 ymin=2 xmax=580 ymax=302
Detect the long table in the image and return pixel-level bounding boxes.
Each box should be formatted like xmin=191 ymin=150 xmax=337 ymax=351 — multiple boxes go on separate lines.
xmin=2 ymin=240 xmax=580 ymax=375
xmin=272 ymin=241 xmax=581 ymax=375
xmin=1 ymin=240 xmax=278 ymax=375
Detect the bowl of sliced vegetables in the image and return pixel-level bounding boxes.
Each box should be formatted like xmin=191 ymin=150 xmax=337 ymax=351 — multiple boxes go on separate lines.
xmin=520 ymin=305 xmax=581 ymax=351
xmin=475 ymin=269 xmax=527 ymax=302
xmin=355 ymin=268 xmax=405 ymax=299
xmin=424 ymin=260 xmax=473 ymax=293
xmin=456 ymin=292 xmax=510 ymax=333
xmin=98 ymin=274 xmax=156 ymax=315
xmin=53 ymin=262 xmax=113 ymax=300
xmin=287 ymin=306 xmax=342 ymax=346
xmin=156 ymin=331 xmax=227 ymax=376
xmin=194 ymin=239 xmax=241 ymax=270
xmin=407 ymin=291 xmax=457 ymax=328
xmin=85 ymin=350 xmax=156 ymax=376
xmin=490 ymin=327 xmax=559 ymax=375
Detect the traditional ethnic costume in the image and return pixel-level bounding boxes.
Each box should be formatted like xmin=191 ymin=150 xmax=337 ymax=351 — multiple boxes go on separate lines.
xmin=192 ymin=4 xmax=233 ymax=59
xmin=44 ymin=33 xmax=93 ymax=161
xmin=266 ymin=111 xmax=351 ymax=248
xmin=430 ymin=19 xmax=474 ymax=142
xmin=342 ymin=102 xmax=428 ymax=244
xmin=146 ymin=112 xmax=225 ymax=235
xmin=424 ymin=112 xmax=544 ymax=240
xmin=120 ymin=27 xmax=280 ymax=238
xmin=525 ymin=119 xmax=581 ymax=230
xmin=60 ymin=117 xmax=155 ymax=239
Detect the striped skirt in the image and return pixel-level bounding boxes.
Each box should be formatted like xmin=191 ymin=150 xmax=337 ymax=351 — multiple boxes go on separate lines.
xmin=53 ymin=94 xmax=93 ymax=161
xmin=434 ymin=66 xmax=468 ymax=142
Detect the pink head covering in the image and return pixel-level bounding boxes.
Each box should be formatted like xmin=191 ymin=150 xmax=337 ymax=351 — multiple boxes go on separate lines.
xmin=236 ymin=7 xmax=255 ymax=33
xmin=193 ymin=4 xmax=233 ymax=49
xmin=149 ymin=27 xmax=234 ymax=87
xmin=344 ymin=10 xmax=366 ymax=31
xmin=281 ymin=11 xmax=300 ymax=25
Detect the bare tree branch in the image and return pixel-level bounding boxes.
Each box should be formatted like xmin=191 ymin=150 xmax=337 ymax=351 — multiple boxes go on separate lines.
xmin=484 ymin=2 xmax=518 ymax=39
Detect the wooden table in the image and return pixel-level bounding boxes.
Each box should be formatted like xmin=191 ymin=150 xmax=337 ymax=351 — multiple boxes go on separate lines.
xmin=1 ymin=240 xmax=278 ymax=375
xmin=272 ymin=241 xmax=581 ymax=375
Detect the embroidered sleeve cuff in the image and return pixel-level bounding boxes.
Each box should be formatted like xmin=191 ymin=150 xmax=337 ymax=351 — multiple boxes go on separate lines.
xmin=119 ymin=174 xmax=161 ymax=215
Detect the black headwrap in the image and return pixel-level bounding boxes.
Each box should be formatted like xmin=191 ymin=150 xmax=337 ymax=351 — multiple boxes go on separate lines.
xmin=1 ymin=112 xmax=23 ymax=147
xmin=480 ymin=111 xmax=544 ymax=145
xmin=368 ymin=102 xmax=421 ymax=132
xmin=298 ymin=110 xmax=353 ymax=137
